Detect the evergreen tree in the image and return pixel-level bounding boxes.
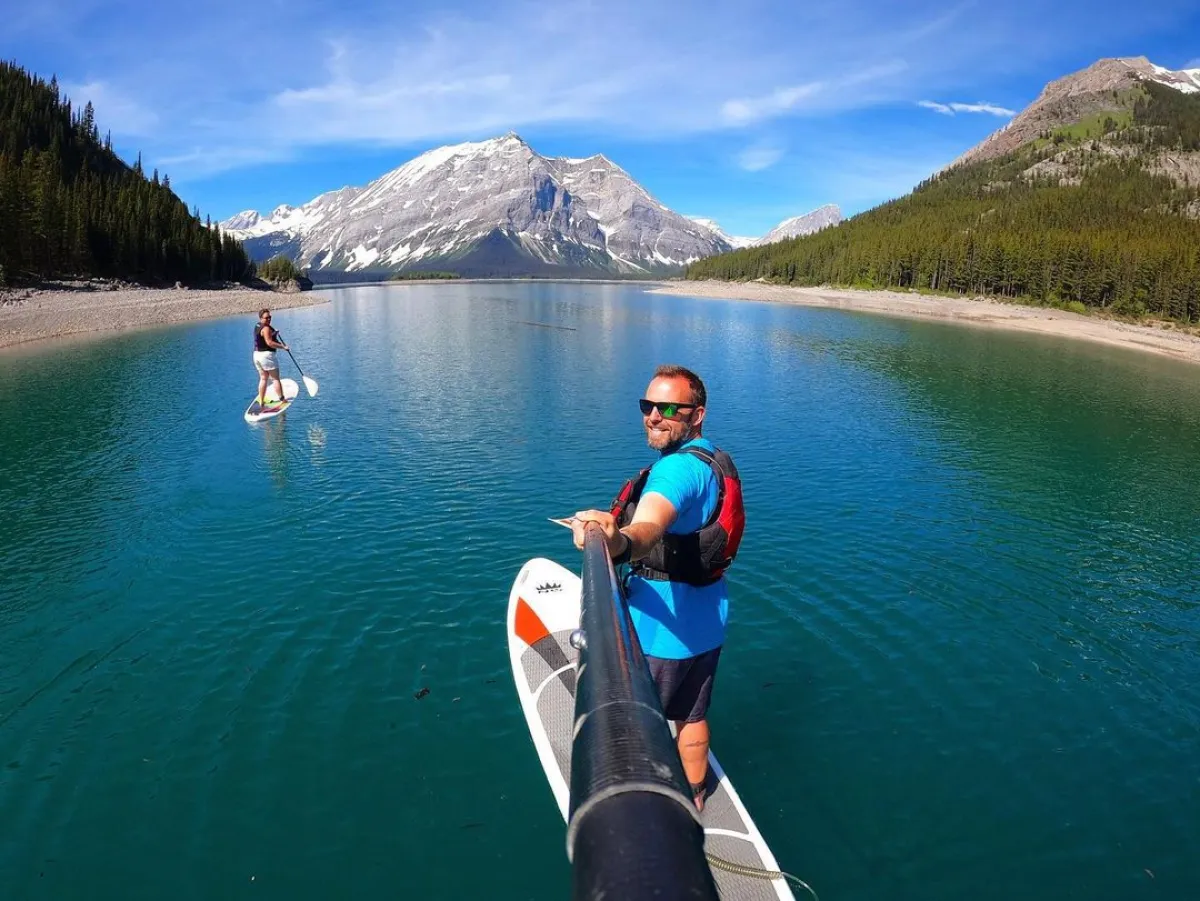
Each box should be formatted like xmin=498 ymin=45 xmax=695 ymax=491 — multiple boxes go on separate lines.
xmin=258 ymin=254 xmax=300 ymax=282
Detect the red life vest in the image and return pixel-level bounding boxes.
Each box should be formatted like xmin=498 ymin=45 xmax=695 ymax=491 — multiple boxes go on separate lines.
xmin=609 ymin=444 xmax=745 ymax=587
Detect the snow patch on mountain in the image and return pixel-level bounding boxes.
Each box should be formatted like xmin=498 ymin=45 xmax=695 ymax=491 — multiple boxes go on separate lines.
xmin=1147 ymin=62 xmax=1200 ymax=94
xmin=687 ymin=217 xmax=756 ymax=249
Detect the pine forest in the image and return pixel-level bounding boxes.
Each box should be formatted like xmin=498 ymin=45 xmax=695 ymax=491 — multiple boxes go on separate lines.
xmin=0 ymin=61 xmax=250 ymax=286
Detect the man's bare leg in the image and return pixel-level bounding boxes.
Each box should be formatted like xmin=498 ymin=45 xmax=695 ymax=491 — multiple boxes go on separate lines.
xmin=676 ymin=719 xmax=711 ymax=811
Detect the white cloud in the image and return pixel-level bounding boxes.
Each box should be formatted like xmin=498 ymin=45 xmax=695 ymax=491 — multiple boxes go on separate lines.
xmin=918 ymin=100 xmax=1015 ymax=117
xmin=737 ymin=144 xmax=785 ymax=172
xmin=60 ymin=81 xmax=158 ymax=136
xmin=918 ymin=100 xmax=955 ymax=115
xmin=1185 ymin=58 xmax=1200 ymax=70
xmin=156 ymin=145 xmax=294 ymax=177
xmin=951 ymin=101 xmax=1016 ymax=116
xmin=721 ymin=83 xmax=826 ymax=126
xmin=4 ymin=0 xmax=1163 ymax=185
xmin=719 ymin=61 xmax=910 ymax=127
xmin=19 ymin=1 xmax=1003 ymax=177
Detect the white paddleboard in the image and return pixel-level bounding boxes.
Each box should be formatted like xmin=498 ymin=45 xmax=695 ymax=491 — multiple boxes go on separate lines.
xmin=244 ymin=378 xmax=299 ymax=423
xmin=507 ymin=556 xmax=795 ymax=900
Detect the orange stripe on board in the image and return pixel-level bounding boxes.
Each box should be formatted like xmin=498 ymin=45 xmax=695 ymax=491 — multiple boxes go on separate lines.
xmin=514 ymin=597 xmax=551 ymax=648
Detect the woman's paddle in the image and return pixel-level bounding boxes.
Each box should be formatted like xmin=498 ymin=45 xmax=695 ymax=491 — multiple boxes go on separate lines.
xmin=276 ymin=333 xmax=319 ymax=397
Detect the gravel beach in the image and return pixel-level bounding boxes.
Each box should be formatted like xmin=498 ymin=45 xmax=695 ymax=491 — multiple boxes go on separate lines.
xmin=0 ymin=282 xmax=330 ymax=350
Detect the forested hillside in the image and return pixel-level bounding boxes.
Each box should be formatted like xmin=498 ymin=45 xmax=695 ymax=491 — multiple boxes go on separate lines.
xmin=687 ymin=81 xmax=1200 ymax=322
xmin=0 ymin=61 xmax=250 ymax=285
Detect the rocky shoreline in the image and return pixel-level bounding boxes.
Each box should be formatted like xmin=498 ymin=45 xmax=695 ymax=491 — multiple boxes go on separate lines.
xmin=650 ymin=280 xmax=1200 ymax=367
xmin=0 ymin=279 xmax=329 ymax=350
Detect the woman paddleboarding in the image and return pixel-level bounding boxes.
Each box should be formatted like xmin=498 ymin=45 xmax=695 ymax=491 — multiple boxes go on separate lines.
xmin=253 ymin=308 xmax=290 ymax=407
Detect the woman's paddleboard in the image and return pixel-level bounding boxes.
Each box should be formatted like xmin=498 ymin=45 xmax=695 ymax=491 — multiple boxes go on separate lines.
xmin=244 ymin=378 xmax=299 ymax=423
xmin=507 ymin=556 xmax=796 ymax=900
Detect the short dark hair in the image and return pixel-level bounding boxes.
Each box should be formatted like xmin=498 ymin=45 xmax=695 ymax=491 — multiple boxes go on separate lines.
xmin=259 ymin=308 xmax=271 ymax=318
xmin=654 ymin=364 xmax=706 ymax=407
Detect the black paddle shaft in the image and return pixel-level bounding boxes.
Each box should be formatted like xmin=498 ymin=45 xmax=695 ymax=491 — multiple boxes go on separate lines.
xmin=567 ymin=524 xmax=719 ymax=901
xmin=274 ymin=333 xmax=308 ymax=378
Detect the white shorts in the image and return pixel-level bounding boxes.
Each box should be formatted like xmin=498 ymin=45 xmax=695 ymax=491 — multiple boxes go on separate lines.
xmin=253 ymin=350 xmax=279 ymax=372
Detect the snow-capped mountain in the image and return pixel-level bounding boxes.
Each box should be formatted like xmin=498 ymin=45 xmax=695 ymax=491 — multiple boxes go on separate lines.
xmin=686 ymin=206 xmax=843 ymax=249
xmin=220 ymin=133 xmax=730 ymax=277
xmin=221 ymin=210 xmax=264 ymax=231
xmin=752 ymin=205 xmax=842 ymax=246
xmin=687 ymin=218 xmax=756 ymax=249
xmin=1148 ymin=60 xmax=1200 ymax=94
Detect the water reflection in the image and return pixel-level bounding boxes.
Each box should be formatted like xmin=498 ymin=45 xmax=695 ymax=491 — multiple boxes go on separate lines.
xmin=307 ymin=423 xmax=327 ymax=466
xmin=258 ymin=416 xmax=290 ymax=488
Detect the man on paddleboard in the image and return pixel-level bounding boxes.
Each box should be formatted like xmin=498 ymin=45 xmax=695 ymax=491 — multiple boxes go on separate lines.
xmin=570 ymin=364 xmax=745 ymax=812
xmin=253 ymin=309 xmax=289 ymax=407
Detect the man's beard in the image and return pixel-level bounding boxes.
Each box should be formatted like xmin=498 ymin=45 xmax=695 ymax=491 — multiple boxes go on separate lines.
xmin=646 ymin=426 xmax=688 ymax=453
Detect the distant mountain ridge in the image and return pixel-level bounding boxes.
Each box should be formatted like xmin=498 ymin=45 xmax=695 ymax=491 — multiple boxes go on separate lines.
xmin=222 ymin=134 xmax=733 ymax=278
xmin=752 ymin=204 xmax=842 ymax=245
xmin=687 ymin=204 xmax=842 ymax=248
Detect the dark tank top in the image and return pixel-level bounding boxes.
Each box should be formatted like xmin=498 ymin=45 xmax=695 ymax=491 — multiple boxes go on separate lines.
xmin=254 ymin=323 xmax=277 ymax=352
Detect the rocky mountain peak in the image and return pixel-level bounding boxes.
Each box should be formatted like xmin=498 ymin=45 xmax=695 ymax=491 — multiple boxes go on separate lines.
xmin=222 ymin=210 xmax=262 ymax=231
xmin=753 ymin=204 xmax=843 ymax=246
xmin=952 ymin=57 xmax=1200 ymax=168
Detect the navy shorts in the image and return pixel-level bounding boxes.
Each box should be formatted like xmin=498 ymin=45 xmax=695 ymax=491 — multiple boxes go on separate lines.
xmin=645 ymin=646 xmax=723 ymax=724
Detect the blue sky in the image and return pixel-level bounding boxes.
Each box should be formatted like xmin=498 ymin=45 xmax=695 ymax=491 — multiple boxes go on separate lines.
xmin=5 ymin=0 xmax=1200 ymax=238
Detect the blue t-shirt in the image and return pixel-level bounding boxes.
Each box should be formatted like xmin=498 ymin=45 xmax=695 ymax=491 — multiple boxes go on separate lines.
xmin=625 ymin=437 xmax=728 ymax=660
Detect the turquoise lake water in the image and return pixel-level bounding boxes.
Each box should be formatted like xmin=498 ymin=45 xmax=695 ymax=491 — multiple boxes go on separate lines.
xmin=1 ymin=282 xmax=1198 ymax=900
